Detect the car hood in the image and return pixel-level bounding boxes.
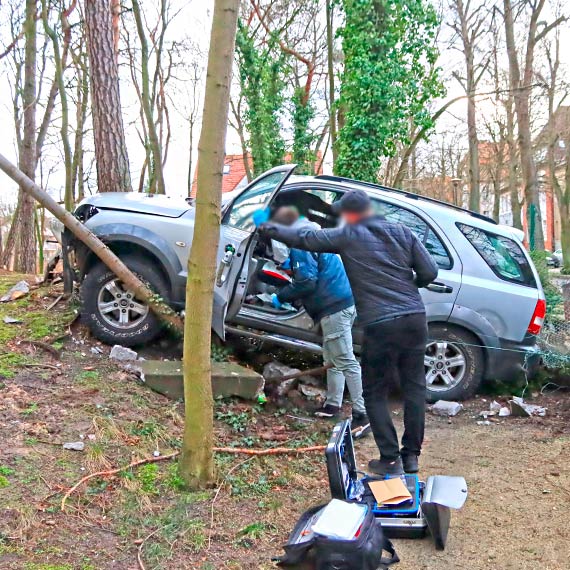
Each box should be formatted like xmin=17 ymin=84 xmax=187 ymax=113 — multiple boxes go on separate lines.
xmin=79 ymin=192 xmax=191 ymax=218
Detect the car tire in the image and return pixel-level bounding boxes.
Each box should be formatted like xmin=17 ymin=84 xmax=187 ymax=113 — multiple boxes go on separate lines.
xmin=425 ymin=324 xmax=484 ymax=403
xmin=81 ymin=256 xmax=169 ymax=347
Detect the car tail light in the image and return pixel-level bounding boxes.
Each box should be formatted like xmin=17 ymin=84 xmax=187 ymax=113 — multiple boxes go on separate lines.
xmin=527 ymin=299 xmax=546 ymax=335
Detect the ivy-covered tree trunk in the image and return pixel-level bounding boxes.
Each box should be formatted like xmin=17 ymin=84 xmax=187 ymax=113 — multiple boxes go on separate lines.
xmin=291 ymin=88 xmax=315 ymax=175
xmin=179 ymin=0 xmax=240 ymax=489
xmin=235 ymin=20 xmax=285 ymax=177
xmin=336 ymin=0 xmax=443 ymax=183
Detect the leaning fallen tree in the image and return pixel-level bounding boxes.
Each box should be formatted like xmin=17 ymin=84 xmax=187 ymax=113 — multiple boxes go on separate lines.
xmin=0 ymin=152 xmax=184 ymax=334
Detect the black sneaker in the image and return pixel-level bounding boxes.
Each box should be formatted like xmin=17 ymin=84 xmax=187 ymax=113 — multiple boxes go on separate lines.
xmin=368 ymin=457 xmax=404 ymax=477
xmin=314 ymin=404 xmax=341 ymax=419
xmin=351 ymin=412 xmax=371 ymax=439
xmin=402 ymin=454 xmax=419 ymax=474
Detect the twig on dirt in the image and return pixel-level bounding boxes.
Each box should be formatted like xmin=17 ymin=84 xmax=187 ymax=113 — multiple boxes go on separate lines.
xmin=22 ymin=363 xmax=61 ymax=371
xmin=137 ymin=526 xmax=163 ymax=570
xmin=208 ymin=454 xmax=257 ymax=550
xmin=36 ymin=439 xmax=63 ymax=446
xmin=46 ymin=294 xmax=64 ymax=311
xmin=60 ymin=452 xmax=179 ymax=511
xmin=39 ymin=474 xmax=53 ymax=491
xmin=70 ymin=515 xmax=120 ymax=536
xmin=212 ymin=445 xmax=326 ymax=455
xmin=286 ymin=414 xmax=315 ymax=423
xmin=20 ymin=339 xmax=61 ymax=359
xmin=266 ymin=363 xmax=331 ymax=383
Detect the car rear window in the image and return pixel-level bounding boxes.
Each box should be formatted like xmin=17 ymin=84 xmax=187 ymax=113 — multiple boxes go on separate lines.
xmin=457 ymin=223 xmax=536 ymax=287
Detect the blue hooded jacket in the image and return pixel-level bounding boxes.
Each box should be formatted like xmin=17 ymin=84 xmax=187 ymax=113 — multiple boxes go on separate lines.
xmin=276 ymin=248 xmax=354 ymax=323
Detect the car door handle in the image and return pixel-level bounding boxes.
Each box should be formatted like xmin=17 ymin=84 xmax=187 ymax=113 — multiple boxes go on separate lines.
xmin=426 ymin=281 xmax=453 ymax=294
xmin=216 ymin=245 xmax=236 ymax=287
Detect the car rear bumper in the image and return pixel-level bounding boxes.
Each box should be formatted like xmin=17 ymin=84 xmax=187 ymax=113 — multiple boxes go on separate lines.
xmin=485 ymin=339 xmax=542 ymax=383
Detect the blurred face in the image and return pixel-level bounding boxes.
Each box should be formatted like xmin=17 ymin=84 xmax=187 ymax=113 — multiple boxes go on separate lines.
xmin=341 ymin=208 xmax=371 ymax=224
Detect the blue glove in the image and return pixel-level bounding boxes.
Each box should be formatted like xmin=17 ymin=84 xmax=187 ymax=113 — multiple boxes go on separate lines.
xmin=252 ymin=208 xmax=270 ymax=227
xmin=280 ymin=258 xmax=291 ymax=270
xmin=270 ymin=293 xmax=283 ymax=309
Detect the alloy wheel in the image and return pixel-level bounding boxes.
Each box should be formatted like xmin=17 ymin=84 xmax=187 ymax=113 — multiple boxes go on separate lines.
xmin=96 ymin=279 xmax=149 ymax=329
xmin=424 ymin=340 xmax=466 ymax=391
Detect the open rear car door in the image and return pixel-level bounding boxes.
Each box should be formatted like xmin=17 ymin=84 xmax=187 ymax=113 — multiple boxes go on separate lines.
xmin=212 ymin=164 xmax=297 ymax=339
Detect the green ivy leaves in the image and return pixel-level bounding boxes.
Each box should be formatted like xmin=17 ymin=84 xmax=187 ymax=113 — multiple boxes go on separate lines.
xmin=336 ymin=0 xmax=445 ymax=182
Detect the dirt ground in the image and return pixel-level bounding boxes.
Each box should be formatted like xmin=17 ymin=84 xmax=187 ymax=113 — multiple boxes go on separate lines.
xmin=1 ymin=275 xmax=569 ymax=570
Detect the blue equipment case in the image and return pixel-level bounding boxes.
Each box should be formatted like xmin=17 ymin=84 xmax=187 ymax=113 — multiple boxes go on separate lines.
xmin=325 ymin=420 xmax=468 ymax=549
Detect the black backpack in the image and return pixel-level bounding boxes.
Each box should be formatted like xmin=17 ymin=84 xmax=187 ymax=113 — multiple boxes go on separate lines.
xmin=274 ymin=504 xmax=399 ymax=570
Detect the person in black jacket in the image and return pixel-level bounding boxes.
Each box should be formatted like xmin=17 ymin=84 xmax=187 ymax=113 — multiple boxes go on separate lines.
xmin=260 ymin=190 xmax=438 ymax=476
xmin=269 ymin=207 xmax=369 ymax=427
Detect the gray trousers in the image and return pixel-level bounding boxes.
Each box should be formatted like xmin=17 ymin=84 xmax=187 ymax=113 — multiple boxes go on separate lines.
xmin=321 ymin=305 xmax=366 ymax=414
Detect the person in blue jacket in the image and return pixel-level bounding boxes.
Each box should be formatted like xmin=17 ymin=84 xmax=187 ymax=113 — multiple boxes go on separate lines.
xmin=269 ymin=207 xmax=368 ymax=429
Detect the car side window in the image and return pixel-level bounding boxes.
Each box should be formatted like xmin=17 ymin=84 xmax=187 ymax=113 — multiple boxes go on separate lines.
xmin=457 ymin=223 xmax=536 ymax=286
xmin=225 ymin=171 xmax=290 ymax=232
xmin=371 ymin=199 xmax=452 ymax=269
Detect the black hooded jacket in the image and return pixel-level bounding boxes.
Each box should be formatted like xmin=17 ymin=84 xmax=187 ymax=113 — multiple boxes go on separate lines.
xmin=260 ymin=215 xmax=438 ymax=326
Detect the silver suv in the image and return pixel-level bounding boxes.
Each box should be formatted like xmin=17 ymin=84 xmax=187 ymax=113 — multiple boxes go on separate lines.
xmin=68 ymin=165 xmax=545 ymax=401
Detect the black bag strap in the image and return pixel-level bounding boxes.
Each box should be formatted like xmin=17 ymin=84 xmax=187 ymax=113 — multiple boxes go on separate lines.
xmin=378 ymin=537 xmax=400 ymax=568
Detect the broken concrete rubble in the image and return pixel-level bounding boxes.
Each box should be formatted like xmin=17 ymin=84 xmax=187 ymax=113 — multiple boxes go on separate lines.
xmin=138 ymin=359 xmax=265 ymax=401
xmin=63 ymin=441 xmax=85 ymax=451
xmin=430 ymin=400 xmax=463 ymax=416
xmin=109 ymin=345 xmax=138 ymax=361
xmin=263 ymin=361 xmax=301 ymax=380
xmin=509 ymin=396 xmax=546 ymax=417
xmin=0 ymin=280 xmax=30 ymax=303
xmin=298 ymin=383 xmax=326 ymax=401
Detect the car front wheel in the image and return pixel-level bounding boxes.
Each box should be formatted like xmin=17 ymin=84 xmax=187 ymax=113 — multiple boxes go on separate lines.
xmin=81 ymin=256 xmax=169 ymax=346
xmin=424 ymin=325 xmax=483 ymax=402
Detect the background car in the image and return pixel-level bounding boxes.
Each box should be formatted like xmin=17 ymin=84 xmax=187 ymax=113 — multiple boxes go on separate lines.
xmin=67 ymin=165 xmax=545 ymax=402
xmin=545 ymin=249 xmax=565 ymax=268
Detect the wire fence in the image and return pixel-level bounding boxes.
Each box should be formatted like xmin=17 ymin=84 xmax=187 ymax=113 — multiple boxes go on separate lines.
xmin=531 ymin=250 xmax=570 ymax=371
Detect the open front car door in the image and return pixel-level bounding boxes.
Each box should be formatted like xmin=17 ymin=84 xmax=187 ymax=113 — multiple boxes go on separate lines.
xmin=211 ymin=164 xmax=297 ymax=339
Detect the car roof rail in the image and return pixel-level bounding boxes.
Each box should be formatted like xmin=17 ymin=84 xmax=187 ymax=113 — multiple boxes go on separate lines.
xmin=314 ymin=174 xmax=498 ymax=225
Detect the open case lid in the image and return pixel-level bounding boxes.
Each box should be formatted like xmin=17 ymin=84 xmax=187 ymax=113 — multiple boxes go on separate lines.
xmin=421 ymin=476 xmax=468 ymax=550
xmin=325 ymin=420 xmax=357 ymax=500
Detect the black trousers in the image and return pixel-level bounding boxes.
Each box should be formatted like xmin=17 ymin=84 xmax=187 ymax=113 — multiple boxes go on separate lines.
xmin=361 ymin=313 xmax=428 ymax=460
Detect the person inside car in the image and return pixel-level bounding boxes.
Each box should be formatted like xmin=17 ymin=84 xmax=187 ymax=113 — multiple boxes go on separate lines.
xmin=267 ymin=206 xmax=369 ymax=431
xmin=259 ymin=191 xmax=438 ymax=476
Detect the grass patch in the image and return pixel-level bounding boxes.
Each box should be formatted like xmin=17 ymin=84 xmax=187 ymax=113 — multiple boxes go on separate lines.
xmin=136 ymin=463 xmax=160 ymax=495
xmin=75 ymin=370 xmax=100 ymax=386
xmin=214 ymin=409 xmax=251 ymax=433
xmin=0 ymin=275 xmax=77 ymax=346
xmin=0 ymin=353 xmax=31 ymax=378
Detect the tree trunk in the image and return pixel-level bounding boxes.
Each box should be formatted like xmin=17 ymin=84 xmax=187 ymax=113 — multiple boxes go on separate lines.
xmin=131 ymin=0 xmax=166 ymax=195
xmin=0 ymin=152 xmax=183 ymax=333
xmin=72 ymin=50 xmax=89 ymax=203
xmin=14 ymin=0 xmax=38 ymax=274
xmin=84 ymin=0 xmax=132 ymax=193
xmin=326 ymin=0 xmax=338 ymax=169
xmin=503 ymin=0 xmax=545 ymax=249
xmin=560 ymin=204 xmax=570 ymax=275
xmin=187 ymin=119 xmax=194 ymax=197
xmin=505 ymin=97 xmax=522 ymax=229
xmin=179 ymin=0 xmax=240 ymax=489
xmin=42 ymin=0 xmax=73 ymax=210
xmin=1 ymin=203 xmax=19 ymax=268
xmin=466 ymin=87 xmax=480 ymax=212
